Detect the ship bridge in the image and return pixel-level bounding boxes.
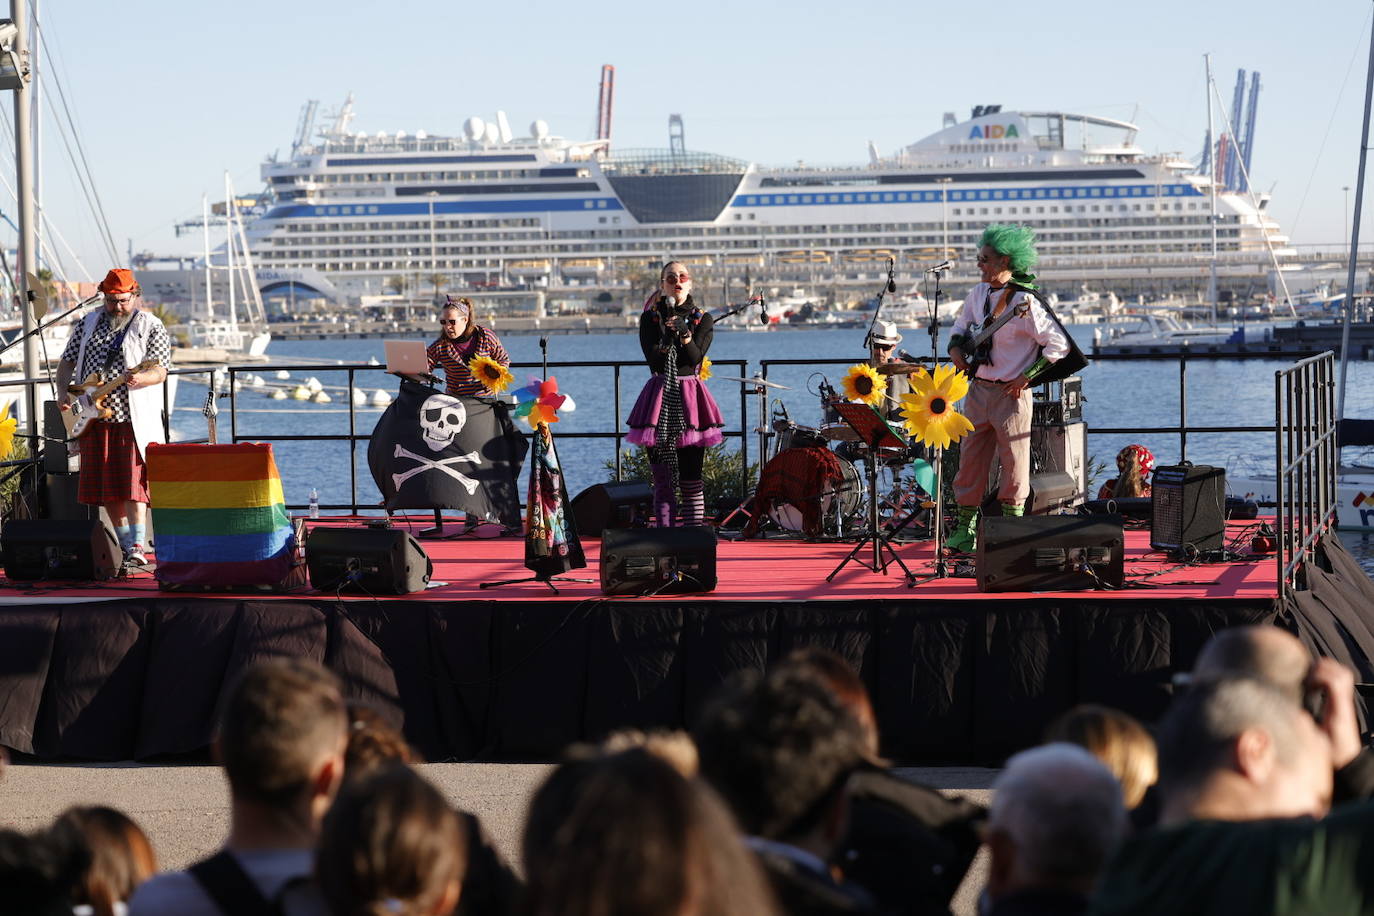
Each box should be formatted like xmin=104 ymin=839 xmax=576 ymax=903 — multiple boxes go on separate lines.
xmin=600 ymin=148 xmax=748 ymax=223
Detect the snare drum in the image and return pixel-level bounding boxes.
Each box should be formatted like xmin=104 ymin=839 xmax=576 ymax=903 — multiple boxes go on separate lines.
xmin=767 ymin=457 xmax=862 ymax=531
xmin=777 ymin=422 xmax=827 ymax=452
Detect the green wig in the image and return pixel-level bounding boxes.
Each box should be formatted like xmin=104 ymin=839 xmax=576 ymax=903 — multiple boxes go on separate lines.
xmin=978 ymin=223 xmax=1039 ymax=289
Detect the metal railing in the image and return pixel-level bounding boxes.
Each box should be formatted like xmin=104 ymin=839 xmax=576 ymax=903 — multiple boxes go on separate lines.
xmin=1275 ymin=352 xmax=1340 ymax=601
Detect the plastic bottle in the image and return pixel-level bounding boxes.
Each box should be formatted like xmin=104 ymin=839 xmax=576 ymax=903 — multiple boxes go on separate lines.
xmin=309 ymin=488 xmax=320 ymax=519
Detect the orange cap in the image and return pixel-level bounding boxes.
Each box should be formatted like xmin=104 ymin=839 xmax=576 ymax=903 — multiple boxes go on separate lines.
xmin=98 ymin=268 xmax=138 ymax=295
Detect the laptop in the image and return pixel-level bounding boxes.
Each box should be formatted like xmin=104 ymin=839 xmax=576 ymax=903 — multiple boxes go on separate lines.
xmin=383 ymin=340 xmax=430 ymax=376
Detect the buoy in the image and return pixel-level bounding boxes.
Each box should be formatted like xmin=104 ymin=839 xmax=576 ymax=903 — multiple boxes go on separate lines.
xmin=371 ymin=390 xmax=392 ymax=407
xmin=351 ymin=388 xmax=368 ymax=405
xmin=291 ymin=385 xmax=311 ymax=400
xmin=367 ymin=356 xmax=380 ymax=366
xmin=275 ymin=370 xmax=291 ymax=380
xmin=250 ymin=375 xmax=266 ymax=388
xmin=560 ymin=393 xmax=577 ymax=413
xmin=304 ymin=377 xmax=323 ymax=393
xmin=271 ymin=389 xmax=287 ymax=400
xmin=312 ymin=390 xmax=332 ymax=403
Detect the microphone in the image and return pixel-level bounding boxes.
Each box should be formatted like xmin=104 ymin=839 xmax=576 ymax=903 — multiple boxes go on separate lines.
xmin=896 ymin=348 xmax=923 ymax=364
xmin=886 ymin=257 xmax=897 ymax=293
xmin=755 ymin=293 xmax=769 ymax=326
xmin=924 ymin=261 xmax=953 ymax=273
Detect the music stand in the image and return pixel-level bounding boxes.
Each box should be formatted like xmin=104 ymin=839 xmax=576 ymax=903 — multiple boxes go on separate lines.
xmin=825 ymin=402 xmax=913 ymax=581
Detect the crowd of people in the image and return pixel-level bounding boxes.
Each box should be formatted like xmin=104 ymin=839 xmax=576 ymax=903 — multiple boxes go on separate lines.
xmin=3 ymin=626 xmax=1372 ymax=916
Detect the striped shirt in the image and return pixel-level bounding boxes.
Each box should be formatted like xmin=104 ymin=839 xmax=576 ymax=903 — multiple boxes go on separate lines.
xmin=426 ymin=326 xmax=510 ymax=397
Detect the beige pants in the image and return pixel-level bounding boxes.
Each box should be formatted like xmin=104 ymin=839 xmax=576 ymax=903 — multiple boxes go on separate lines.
xmin=953 ymin=380 xmax=1032 ymax=506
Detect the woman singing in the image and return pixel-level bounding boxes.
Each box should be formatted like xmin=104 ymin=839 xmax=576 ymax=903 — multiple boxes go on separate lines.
xmin=626 ymin=261 xmax=724 ymax=527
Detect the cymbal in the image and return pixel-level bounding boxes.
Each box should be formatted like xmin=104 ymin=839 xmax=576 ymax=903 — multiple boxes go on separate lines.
xmin=712 ymin=374 xmax=792 ymax=390
xmin=875 ymin=362 xmax=929 ymax=376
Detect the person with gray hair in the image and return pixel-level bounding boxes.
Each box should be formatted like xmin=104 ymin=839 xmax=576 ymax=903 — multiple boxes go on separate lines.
xmin=983 ymin=743 xmax=1126 ymax=916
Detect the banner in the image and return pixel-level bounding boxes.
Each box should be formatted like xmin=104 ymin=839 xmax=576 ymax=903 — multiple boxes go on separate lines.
xmin=367 ymin=379 xmax=528 ymax=527
xmin=524 ymin=427 xmax=586 ymax=578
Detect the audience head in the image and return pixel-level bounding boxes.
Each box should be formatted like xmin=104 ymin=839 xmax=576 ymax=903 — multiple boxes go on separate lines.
xmin=1193 ymin=625 xmax=1311 ymax=705
xmin=1111 ymin=444 xmax=1155 ymax=498
xmin=776 ymin=648 xmax=880 ymax=756
xmin=344 ymin=703 xmax=418 ymax=784
xmin=215 ymin=658 xmax=348 ymax=825
xmin=0 ymin=826 xmax=90 ymax=916
xmin=693 ymin=665 xmax=868 ymax=852
xmin=317 ymin=763 xmax=465 ymax=916
xmin=523 ymin=747 xmax=778 ymax=916
xmin=598 ymin=728 xmax=700 ymax=777
xmin=1046 ymin=705 xmax=1158 ymax=809
xmin=1157 ymin=675 xmax=1332 ymax=824
xmin=49 ymin=806 xmax=155 ymax=916
xmin=985 ymin=743 xmax=1127 ymax=902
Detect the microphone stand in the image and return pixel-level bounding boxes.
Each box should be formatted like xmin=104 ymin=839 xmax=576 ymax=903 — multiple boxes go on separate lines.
xmin=861 ymin=258 xmax=898 ymax=350
xmin=0 ymin=293 xmax=98 ymax=359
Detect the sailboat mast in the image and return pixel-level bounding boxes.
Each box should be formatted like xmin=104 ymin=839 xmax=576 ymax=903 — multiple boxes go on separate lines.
xmin=1205 ymin=54 xmax=1219 ymax=326
xmin=202 ymin=194 xmax=213 ymax=321
xmin=224 ymin=171 xmax=237 ymax=327
xmin=1338 ymin=9 xmax=1374 ymax=424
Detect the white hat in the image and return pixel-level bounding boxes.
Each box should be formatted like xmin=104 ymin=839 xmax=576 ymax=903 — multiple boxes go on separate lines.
xmin=870 ymin=320 xmax=902 ymax=346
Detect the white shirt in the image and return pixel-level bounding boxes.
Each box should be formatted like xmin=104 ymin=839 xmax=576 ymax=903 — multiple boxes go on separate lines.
xmin=951 ymin=283 xmax=1071 ymax=382
xmin=128 ymin=848 xmax=329 ymax=916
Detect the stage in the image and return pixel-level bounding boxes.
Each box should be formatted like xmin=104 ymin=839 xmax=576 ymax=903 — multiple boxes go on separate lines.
xmin=1 ymin=517 xmax=1369 ymax=765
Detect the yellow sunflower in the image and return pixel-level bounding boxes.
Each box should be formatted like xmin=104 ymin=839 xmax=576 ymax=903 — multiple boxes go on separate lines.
xmin=841 ymin=363 xmax=887 ymax=407
xmin=699 ymin=357 xmax=712 ymax=380
xmin=899 ymin=364 xmax=973 ymax=449
xmin=0 ymin=402 xmax=14 ymax=459
xmin=468 ymin=355 xmax=514 ymax=394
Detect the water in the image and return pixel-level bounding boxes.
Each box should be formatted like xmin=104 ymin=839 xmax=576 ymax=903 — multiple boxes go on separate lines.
xmin=165 ymin=324 xmax=1374 ymax=574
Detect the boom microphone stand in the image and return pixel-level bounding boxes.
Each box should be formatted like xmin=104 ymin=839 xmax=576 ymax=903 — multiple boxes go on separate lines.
xmin=861 ymin=258 xmax=899 ymax=350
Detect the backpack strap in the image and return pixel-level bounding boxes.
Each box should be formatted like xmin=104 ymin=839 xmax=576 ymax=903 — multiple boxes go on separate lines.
xmin=188 ymin=851 xmax=275 ymax=916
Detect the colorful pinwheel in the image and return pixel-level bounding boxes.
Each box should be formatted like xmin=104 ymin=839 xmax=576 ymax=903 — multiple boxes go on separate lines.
xmin=468 ymin=354 xmax=515 ymax=394
xmin=513 ymin=376 xmax=570 ymax=430
xmin=899 ymin=364 xmax=974 ymax=449
xmin=841 ymin=363 xmax=887 ymax=407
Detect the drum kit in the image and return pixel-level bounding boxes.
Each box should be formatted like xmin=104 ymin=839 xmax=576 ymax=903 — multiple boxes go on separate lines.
xmin=714 ymin=371 xmax=933 ymax=540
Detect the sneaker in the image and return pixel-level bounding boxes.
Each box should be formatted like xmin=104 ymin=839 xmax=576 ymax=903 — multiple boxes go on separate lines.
xmin=125 ymin=545 xmax=148 ymax=566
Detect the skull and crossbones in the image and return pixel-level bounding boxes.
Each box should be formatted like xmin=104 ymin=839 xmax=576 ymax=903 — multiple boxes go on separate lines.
xmin=391 ymin=394 xmax=483 ymax=493
xmin=393 ymin=444 xmax=482 ymax=494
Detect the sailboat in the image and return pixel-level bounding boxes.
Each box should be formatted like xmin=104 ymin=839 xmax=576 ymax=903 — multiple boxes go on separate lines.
xmin=184 ymin=174 xmax=271 ymax=356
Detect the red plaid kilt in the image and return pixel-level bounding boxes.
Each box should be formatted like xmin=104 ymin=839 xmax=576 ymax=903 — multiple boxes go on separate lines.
xmin=77 ymin=420 xmax=149 ymax=506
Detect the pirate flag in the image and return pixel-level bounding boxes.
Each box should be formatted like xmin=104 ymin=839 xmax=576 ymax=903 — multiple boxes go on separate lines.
xmin=367 ymin=378 xmax=528 ymax=527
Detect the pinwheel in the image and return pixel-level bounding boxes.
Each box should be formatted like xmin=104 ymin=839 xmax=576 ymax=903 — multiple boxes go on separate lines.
xmin=513 ymin=376 xmax=570 ymax=430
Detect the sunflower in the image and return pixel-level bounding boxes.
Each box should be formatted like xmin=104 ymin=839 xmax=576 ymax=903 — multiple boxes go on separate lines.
xmin=0 ymin=402 xmax=14 ymax=459
xmin=699 ymin=357 xmax=712 ymax=381
xmin=899 ymin=364 xmax=973 ymax=449
xmin=468 ymin=355 xmax=514 ymax=394
xmin=841 ymin=363 xmax=887 ymax=407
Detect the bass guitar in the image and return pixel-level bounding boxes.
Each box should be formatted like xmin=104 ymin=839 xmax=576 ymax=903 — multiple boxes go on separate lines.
xmin=65 ymin=358 xmax=159 ymax=439
xmin=963 ymin=290 xmax=1030 ymax=375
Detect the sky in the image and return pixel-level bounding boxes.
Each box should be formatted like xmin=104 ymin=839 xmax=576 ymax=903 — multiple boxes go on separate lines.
xmin=18 ymin=0 xmax=1374 ymax=280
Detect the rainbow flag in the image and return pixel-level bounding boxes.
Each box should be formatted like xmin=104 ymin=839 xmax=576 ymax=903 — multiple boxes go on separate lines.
xmin=147 ymin=443 xmax=297 ymax=586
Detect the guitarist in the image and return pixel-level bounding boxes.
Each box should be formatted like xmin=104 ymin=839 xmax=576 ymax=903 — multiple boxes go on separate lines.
xmin=945 ymin=225 xmax=1070 ymax=553
xmin=55 ymin=269 xmax=172 ymax=566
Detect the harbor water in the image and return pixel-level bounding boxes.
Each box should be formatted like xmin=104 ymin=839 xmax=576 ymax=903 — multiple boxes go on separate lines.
xmin=165 ymin=324 xmax=1374 ymax=573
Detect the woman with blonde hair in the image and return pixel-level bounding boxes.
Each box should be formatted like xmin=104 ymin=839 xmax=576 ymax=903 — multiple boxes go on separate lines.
xmin=1098 ymin=444 xmax=1155 ymax=500
xmin=1045 ymin=704 xmax=1158 ymax=809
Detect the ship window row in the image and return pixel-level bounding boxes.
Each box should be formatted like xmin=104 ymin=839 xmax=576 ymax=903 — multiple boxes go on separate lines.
xmin=271 ymin=168 xmax=591 ymax=186
xmin=736 ymin=184 xmax=1198 ymax=208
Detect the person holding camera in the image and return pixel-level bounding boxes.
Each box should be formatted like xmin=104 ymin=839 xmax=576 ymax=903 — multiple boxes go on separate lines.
xmin=625 ymin=260 xmax=724 ymax=527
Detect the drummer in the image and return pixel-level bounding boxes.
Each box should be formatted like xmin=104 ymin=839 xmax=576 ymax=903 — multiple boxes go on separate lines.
xmin=866 ymin=319 xmax=910 ymax=424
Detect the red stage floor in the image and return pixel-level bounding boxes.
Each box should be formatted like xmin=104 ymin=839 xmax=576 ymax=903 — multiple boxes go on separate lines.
xmin=0 ymin=517 xmax=1278 ymax=604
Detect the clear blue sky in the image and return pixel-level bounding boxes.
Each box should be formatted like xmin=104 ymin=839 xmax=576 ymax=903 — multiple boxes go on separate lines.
xmin=21 ymin=0 xmax=1374 ymax=278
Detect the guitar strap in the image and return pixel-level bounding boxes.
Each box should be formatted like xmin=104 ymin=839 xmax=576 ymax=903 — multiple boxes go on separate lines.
xmin=99 ymin=314 xmax=138 ymax=379
xmin=973 ymin=286 xmax=1014 ymax=367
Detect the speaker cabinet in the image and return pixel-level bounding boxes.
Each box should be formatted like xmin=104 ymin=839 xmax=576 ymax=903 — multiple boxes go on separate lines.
xmin=1150 ymin=465 xmax=1226 ymax=556
xmin=600 ymin=526 xmax=717 ymax=596
xmin=305 ymin=527 xmax=432 ymax=594
xmin=571 ymin=481 xmax=652 ymax=536
xmin=1 ymin=518 xmax=120 ymax=581
xmin=977 ymin=515 xmax=1124 ymax=593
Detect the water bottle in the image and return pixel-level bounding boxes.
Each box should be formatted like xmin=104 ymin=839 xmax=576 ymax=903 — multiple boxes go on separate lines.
xmin=309 ymin=487 xmax=320 ymax=519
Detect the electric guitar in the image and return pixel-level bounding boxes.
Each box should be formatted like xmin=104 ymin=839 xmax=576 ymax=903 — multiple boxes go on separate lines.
xmin=65 ymin=358 xmax=159 ymax=439
xmin=963 ymin=291 xmax=1030 ymax=375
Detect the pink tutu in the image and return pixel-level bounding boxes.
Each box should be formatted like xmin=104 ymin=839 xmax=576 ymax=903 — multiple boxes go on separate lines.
xmin=626 ymin=373 xmax=724 ymax=449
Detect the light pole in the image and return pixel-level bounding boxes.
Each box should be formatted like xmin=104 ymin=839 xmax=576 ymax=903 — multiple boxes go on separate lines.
xmin=1345 ymin=185 xmax=1351 ymax=255
xmin=2 ymin=8 xmax=37 ymax=441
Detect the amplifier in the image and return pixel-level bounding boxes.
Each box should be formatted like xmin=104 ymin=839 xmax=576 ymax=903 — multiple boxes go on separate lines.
xmin=977 ymin=515 xmax=1125 ymax=592
xmin=600 ymin=526 xmax=717 ymax=596
xmin=305 ymin=527 xmax=432 ymax=594
xmin=1031 ymin=376 xmax=1083 ymax=426
xmin=1082 ymin=495 xmax=1258 ymax=521
xmin=1 ymin=518 xmax=121 ymax=581
xmin=1150 ymin=465 xmax=1226 ymax=555
xmin=570 ymin=481 xmax=652 ymax=537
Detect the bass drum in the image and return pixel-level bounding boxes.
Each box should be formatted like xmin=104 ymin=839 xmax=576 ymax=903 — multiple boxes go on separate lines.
xmin=767 ymin=457 xmax=862 ymax=531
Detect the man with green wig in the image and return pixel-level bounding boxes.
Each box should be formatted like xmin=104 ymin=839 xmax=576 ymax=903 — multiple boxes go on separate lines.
xmin=945 ymin=224 xmax=1070 ymax=553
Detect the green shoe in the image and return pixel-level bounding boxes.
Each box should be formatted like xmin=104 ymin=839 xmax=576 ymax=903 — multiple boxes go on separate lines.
xmin=1001 ymin=503 xmax=1025 ymax=517
xmin=945 ymin=506 xmax=980 ymax=553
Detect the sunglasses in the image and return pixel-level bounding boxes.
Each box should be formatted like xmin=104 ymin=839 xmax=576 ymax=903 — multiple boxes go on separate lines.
xmin=440 ymin=318 xmax=462 ymax=325
xmin=664 ymin=273 xmax=691 ymax=282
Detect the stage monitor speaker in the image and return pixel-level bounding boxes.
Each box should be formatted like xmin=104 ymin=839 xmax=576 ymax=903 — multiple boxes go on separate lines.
xmin=1150 ymin=465 xmax=1226 ymax=556
xmin=1 ymin=518 xmax=120 ymax=581
xmin=305 ymin=527 xmax=432 ymax=594
xmin=600 ymin=526 xmax=717 ymax=596
xmin=571 ymin=481 xmax=652 ymax=536
xmin=977 ymin=515 xmax=1124 ymax=593
xmin=1083 ymin=495 xmax=1258 ymax=522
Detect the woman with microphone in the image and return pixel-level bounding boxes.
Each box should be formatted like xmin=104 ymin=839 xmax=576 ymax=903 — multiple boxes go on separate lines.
xmin=626 ymin=260 xmax=724 ymax=527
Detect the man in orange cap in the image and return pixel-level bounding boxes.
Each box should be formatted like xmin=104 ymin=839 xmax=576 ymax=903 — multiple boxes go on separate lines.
xmin=55 ymin=269 xmax=172 ymax=566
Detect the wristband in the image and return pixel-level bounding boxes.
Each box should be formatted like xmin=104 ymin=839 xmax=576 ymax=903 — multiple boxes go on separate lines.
xmin=1024 ymin=356 xmax=1052 ymax=382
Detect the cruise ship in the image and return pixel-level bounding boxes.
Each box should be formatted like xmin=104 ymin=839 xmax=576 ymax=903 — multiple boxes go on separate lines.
xmin=244 ymin=98 xmax=1290 ymax=302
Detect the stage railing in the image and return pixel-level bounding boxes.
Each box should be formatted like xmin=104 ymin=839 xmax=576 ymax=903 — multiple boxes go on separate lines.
xmin=1274 ymin=352 xmax=1339 ymax=601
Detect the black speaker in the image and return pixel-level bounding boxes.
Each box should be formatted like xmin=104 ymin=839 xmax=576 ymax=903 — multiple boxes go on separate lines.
xmin=600 ymin=526 xmax=717 ymax=596
xmin=1150 ymin=465 xmax=1226 ymax=555
xmin=1 ymin=518 xmax=120 ymax=581
xmin=977 ymin=515 xmax=1124 ymax=593
xmin=571 ymin=481 xmax=652 ymax=536
xmin=305 ymin=527 xmax=432 ymax=594
xmin=1083 ymin=495 xmax=1258 ymax=521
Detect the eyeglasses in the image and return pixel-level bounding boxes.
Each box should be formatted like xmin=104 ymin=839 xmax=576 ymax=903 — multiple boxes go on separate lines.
xmin=664 ymin=273 xmax=691 ymax=282
xmin=975 ymin=254 xmax=1004 ymax=265
xmin=104 ymin=295 xmax=133 ymax=305
xmin=440 ymin=318 xmax=461 ymax=325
